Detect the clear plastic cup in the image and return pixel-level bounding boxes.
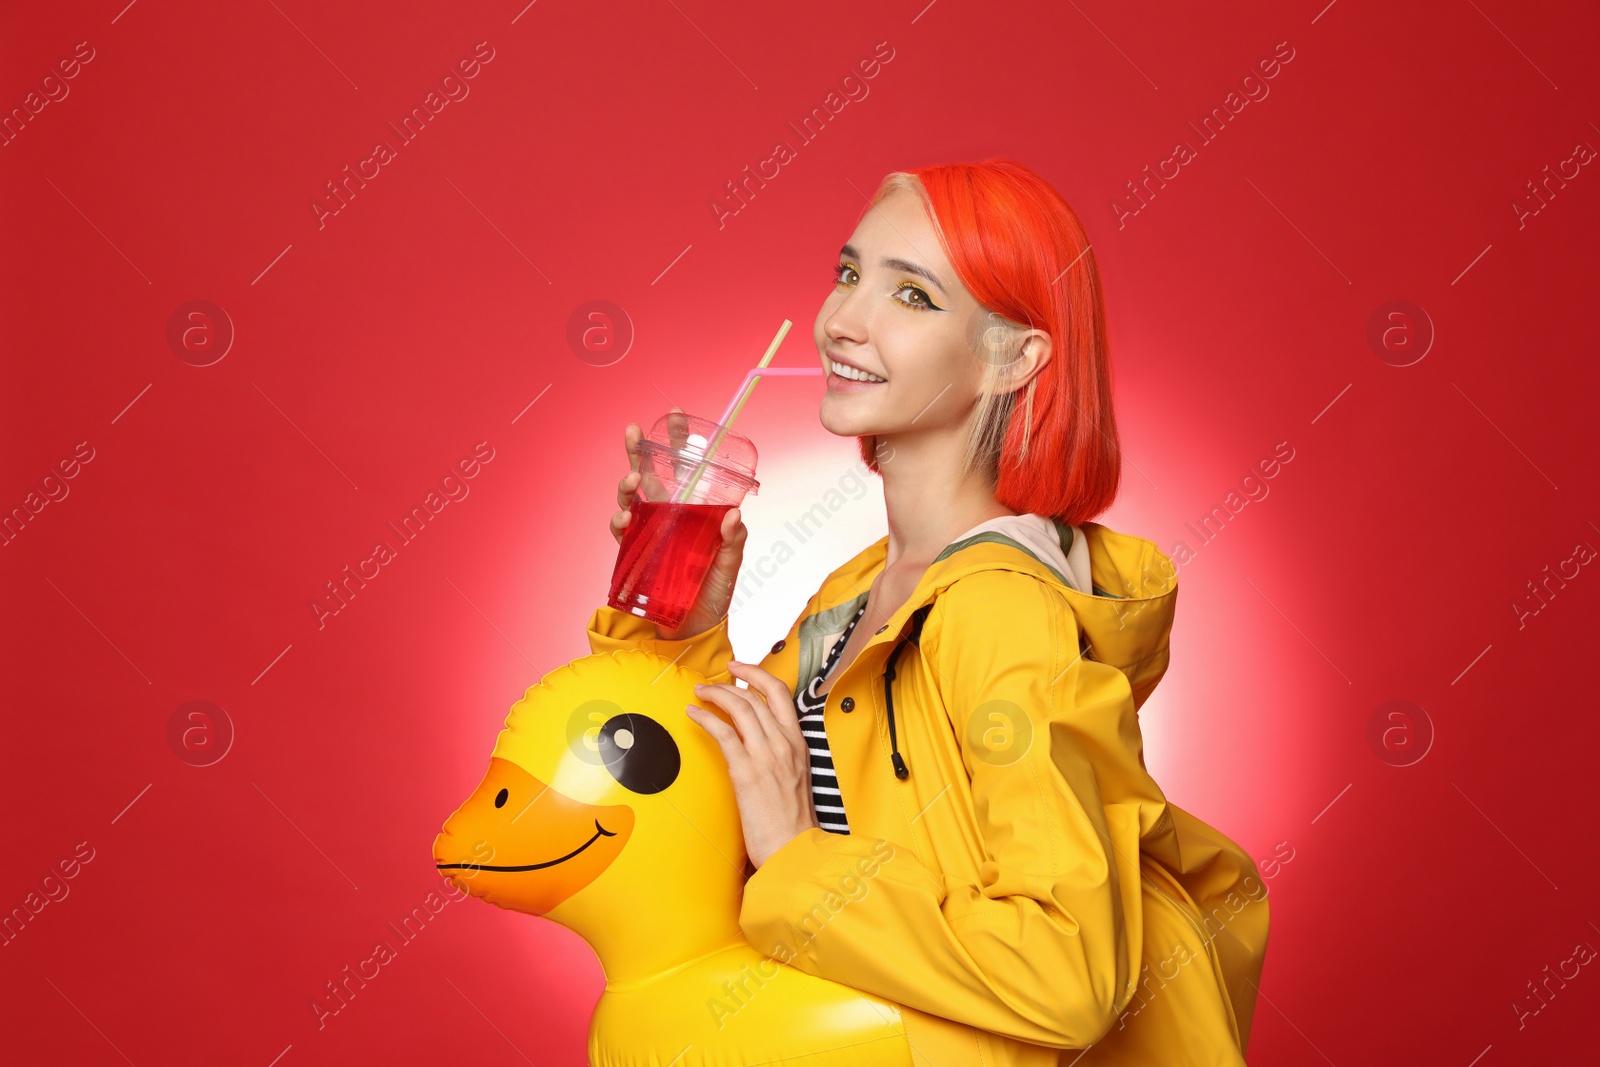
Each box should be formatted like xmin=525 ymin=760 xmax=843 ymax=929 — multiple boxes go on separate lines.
xmin=607 ymin=411 xmax=759 ymax=631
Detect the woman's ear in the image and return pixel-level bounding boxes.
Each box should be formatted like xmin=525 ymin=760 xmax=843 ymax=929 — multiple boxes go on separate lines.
xmin=981 ymin=324 xmax=1051 ymax=398
xmin=969 ymin=310 xmax=1052 ymax=398
xmin=1004 ymin=331 xmax=1052 ymax=395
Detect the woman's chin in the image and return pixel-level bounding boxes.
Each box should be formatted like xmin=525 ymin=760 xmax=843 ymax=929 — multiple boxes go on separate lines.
xmin=817 ymin=403 xmax=875 ymax=438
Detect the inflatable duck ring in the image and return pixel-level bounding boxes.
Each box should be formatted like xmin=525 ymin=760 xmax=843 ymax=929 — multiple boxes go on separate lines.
xmin=434 ymin=648 xmax=946 ymax=1066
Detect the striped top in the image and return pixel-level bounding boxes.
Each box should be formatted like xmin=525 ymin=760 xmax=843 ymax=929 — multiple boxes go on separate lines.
xmin=794 ymin=601 xmax=868 ymax=835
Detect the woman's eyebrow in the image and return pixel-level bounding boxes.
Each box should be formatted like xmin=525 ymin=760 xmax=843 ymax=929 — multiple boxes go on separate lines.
xmin=839 ymin=243 xmax=948 ymax=296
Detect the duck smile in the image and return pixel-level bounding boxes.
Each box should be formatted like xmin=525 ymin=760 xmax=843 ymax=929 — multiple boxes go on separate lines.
xmin=436 ymin=818 xmax=616 ymax=873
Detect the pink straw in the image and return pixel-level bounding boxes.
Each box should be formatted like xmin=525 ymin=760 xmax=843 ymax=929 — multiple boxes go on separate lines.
xmin=714 ymin=367 xmax=823 ymax=427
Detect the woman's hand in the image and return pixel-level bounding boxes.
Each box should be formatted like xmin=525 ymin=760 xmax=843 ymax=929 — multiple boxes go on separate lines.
xmin=612 ymin=413 xmax=748 ymax=642
xmin=685 ymin=661 xmax=821 ymax=869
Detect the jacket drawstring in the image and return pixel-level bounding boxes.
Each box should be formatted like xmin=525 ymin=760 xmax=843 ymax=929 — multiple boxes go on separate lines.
xmin=882 ymin=604 xmax=934 ymax=781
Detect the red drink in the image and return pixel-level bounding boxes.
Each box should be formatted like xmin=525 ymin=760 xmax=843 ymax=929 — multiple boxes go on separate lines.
xmin=607 ymin=500 xmax=728 ymax=632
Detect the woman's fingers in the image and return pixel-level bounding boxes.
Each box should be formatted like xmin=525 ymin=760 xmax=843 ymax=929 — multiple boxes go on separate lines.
xmin=684 ymin=704 xmax=746 ymax=774
xmin=707 ymin=508 xmax=747 ymax=582
xmin=616 ymin=469 xmax=641 ymax=510
xmin=691 ymin=683 xmax=777 ymax=764
xmin=612 ymin=425 xmax=646 ymax=545
xmin=619 ymin=421 xmax=643 ymax=508
xmin=726 ymin=662 xmax=800 ymax=750
xmin=736 ymin=667 xmax=811 ymax=808
xmin=665 ymin=406 xmax=688 ymax=452
xmin=624 ymin=422 xmax=643 ymax=473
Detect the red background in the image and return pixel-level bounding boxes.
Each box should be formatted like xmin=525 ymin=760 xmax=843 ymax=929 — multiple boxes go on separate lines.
xmin=3 ymin=0 xmax=1597 ymax=1063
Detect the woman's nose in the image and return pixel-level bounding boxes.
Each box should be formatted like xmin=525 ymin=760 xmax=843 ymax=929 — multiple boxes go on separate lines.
xmin=820 ymin=290 xmax=869 ymax=345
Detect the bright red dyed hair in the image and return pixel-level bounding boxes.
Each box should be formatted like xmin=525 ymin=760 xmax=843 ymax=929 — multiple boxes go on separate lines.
xmin=856 ymin=159 xmax=1121 ymax=526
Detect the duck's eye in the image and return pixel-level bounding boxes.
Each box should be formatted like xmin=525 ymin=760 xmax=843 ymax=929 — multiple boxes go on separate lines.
xmin=597 ymin=713 xmax=679 ymax=794
xmin=494 ymin=788 xmax=508 ymax=808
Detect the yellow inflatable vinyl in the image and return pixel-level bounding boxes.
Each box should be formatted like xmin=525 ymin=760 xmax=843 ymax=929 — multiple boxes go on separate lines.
xmin=434 ymin=647 xmax=965 ymax=1066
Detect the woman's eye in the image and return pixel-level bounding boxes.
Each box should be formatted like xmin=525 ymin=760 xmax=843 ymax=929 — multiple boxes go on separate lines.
xmin=830 ymin=263 xmax=940 ymax=312
xmin=894 ymin=282 xmax=936 ymax=310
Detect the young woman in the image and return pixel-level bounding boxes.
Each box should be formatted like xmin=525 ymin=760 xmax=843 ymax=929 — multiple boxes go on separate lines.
xmin=590 ymin=160 xmax=1268 ymax=1066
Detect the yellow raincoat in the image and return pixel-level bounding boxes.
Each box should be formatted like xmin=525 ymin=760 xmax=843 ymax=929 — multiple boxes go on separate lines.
xmin=586 ymin=519 xmax=1269 ymax=1066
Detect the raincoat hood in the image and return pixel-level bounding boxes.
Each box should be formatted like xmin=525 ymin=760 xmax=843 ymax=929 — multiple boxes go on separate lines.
xmin=899 ymin=516 xmax=1177 ymax=694
xmin=797 ymin=518 xmax=1177 ymax=788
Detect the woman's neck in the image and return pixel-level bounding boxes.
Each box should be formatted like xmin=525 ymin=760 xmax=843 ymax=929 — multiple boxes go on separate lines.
xmin=877 ymin=432 xmax=1017 ymax=570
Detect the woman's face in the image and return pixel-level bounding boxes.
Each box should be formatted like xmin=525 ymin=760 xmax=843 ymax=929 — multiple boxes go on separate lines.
xmin=814 ymin=186 xmax=994 ymax=443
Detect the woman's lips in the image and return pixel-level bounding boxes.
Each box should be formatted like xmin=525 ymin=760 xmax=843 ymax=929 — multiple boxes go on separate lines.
xmin=826 ymin=370 xmax=886 ymax=392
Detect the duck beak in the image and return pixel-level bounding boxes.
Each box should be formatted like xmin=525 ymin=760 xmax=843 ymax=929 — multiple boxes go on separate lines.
xmin=432 ymin=758 xmax=635 ymax=916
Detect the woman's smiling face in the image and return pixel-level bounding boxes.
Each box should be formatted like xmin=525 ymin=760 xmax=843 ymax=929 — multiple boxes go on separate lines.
xmin=814 ymin=185 xmax=993 ymax=441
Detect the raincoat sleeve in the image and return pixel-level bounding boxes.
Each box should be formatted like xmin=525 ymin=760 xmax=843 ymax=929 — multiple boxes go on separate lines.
xmin=738 ymin=569 xmax=1138 ymax=1050
xmin=585 ymin=604 xmax=736 ymax=686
